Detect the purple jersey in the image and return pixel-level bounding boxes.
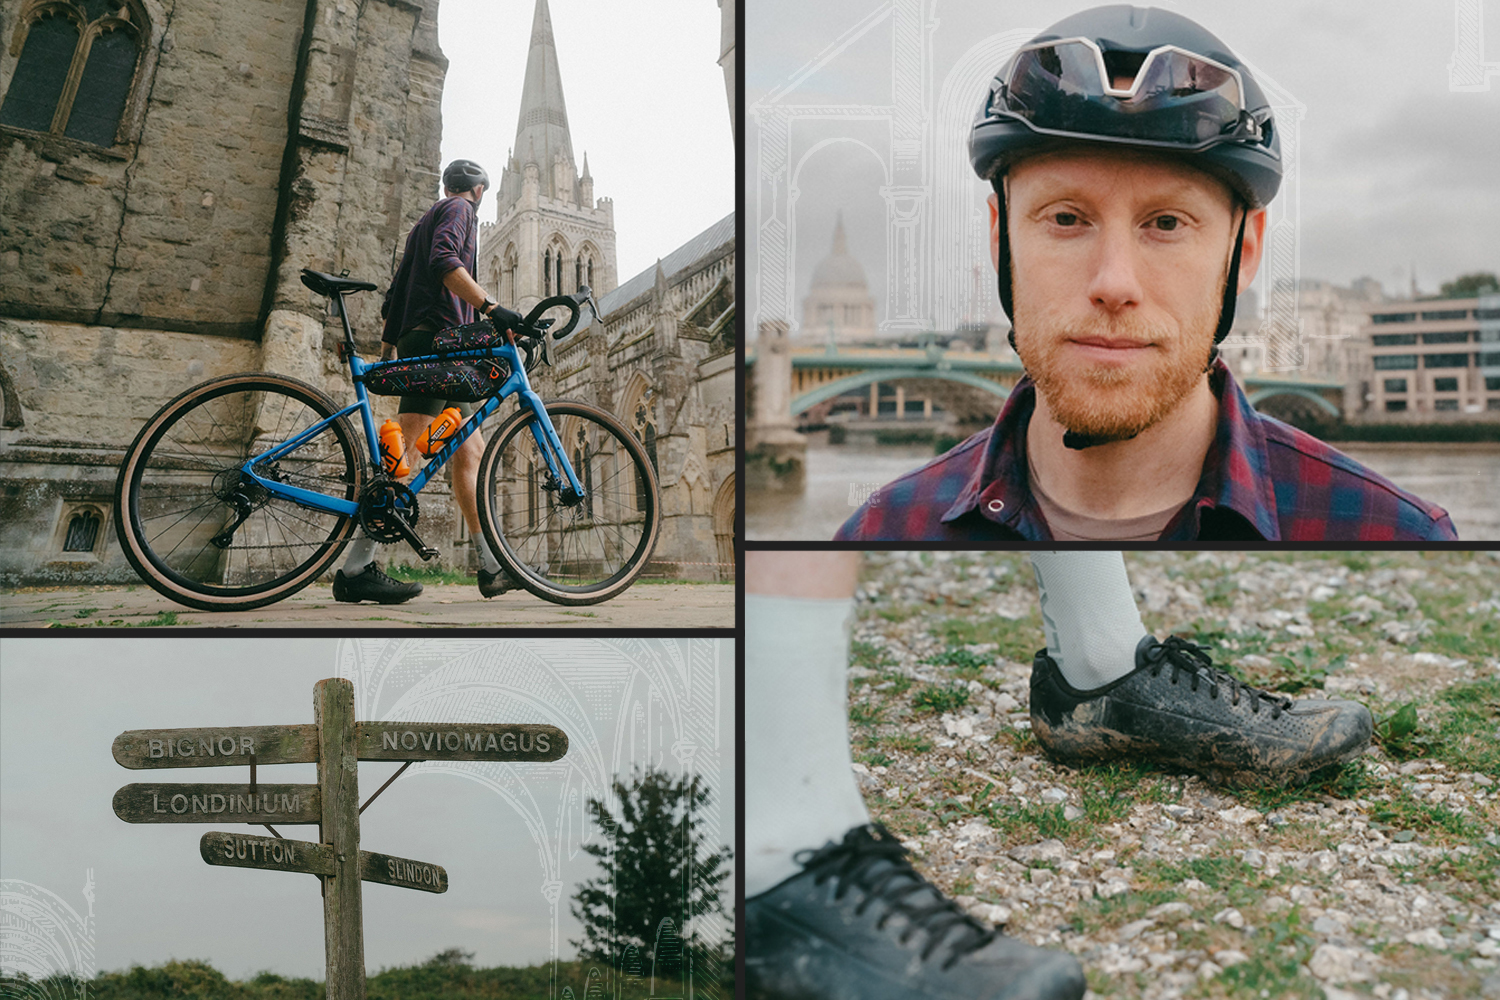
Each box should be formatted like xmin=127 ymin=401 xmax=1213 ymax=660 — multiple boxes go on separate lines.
xmin=382 ymin=196 xmax=478 ymax=343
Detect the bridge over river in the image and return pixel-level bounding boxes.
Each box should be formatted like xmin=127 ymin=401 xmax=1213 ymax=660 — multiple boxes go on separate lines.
xmin=746 ymin=343 xmax=1346 ymax=426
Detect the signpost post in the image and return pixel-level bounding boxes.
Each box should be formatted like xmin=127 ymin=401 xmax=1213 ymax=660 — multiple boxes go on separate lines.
xmin=111 ymin=677 xmax=568 ymax=999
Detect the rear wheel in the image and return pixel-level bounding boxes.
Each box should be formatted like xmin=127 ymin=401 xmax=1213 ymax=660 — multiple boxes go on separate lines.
xmin=114 ymin=373 xmax=365 ymax=611
xmin=476 ymin=400 xmax=660 ymax=605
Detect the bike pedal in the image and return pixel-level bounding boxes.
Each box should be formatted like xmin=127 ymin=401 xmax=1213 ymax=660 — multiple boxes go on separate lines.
xmin=418 ymin=547 xmax=439 ymax=561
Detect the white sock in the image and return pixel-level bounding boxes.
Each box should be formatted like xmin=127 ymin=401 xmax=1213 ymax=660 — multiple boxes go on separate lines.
xmin=1030 ymin=551 xmax=1147 ymax=691
xmin=342 ymin=538 xmax=377 ymax=576
xmin=746 ymin=594 xmax=872 ymax=898
xmin=476 ymin=538 xmax=501 ymax=574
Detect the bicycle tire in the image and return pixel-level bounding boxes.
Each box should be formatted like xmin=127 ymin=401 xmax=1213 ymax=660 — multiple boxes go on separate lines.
xmin=476 ymin=400 xmax=661 ymax=605
xmin=114 ymin=372 xmax=366 ymax=611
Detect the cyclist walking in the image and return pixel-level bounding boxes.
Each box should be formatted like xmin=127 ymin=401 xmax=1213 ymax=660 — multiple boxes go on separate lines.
xmin=335 ymin=158 xmax=525 ymax=604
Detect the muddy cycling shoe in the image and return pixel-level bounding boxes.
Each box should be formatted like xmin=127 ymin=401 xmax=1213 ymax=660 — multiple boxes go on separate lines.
xmin=477 ymin=567 xmax=517 ymax=598
xmin=332 ymin=563 xmax=422 ymax=604
xmin=1030 ymin=635 xmax=1373 ymax=787
xmin=745 ymin=824 xmax=1086 ymax=1000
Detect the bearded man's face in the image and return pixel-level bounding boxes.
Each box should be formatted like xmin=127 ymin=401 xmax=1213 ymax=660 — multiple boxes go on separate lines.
xmin=998 ymin=147 xmax=1252 ymax=441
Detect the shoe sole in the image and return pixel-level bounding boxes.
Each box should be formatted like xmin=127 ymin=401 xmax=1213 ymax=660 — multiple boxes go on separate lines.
xmin=1031 ymin=711 xmax=1370 ymax=789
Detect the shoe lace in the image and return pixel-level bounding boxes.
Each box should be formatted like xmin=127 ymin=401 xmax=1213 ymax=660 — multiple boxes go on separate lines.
xmin=793 ymin=824 xmax=997 ymax=968
xmin=1143 ymin=636 xmax=1293 ymax=718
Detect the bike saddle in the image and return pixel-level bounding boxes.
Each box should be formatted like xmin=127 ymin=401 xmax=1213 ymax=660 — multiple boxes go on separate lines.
xmin=300 ymin=269 xmax=377 ymax=296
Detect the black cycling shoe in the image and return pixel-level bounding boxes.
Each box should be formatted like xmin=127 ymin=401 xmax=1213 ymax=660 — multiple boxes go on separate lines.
xmin=745 ymin=824 xmax=1086 ymax=1000
xmin=477 ymin=567 xmax=517 ymax=598
xmin=332 ymin=563 xmax=422 ymax=604
xmin=1030 ymin=635 xmax=1373 ymax=788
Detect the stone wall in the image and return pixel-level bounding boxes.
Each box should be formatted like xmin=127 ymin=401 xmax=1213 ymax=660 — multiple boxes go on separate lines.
xmin=0 ymin=0 xmax=451 ymax=586
xmin=0 ymin=0 xmax=304 ymax=335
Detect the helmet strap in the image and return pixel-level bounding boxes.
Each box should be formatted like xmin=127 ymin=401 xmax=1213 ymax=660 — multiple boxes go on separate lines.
xmin=1212 ymin=206 xmax=1248 ymax=350
xmin=995 ymin=177 xmax=1015 ymax=325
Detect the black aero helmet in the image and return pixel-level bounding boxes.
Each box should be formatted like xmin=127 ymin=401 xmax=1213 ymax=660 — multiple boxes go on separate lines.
xmin=970 ymin=6 xmax=1281 ymax=345
xmin=442 ymin=159 xmax=489 ymax=193
xmin=971 ymin=5 xmax=1280 ymax=207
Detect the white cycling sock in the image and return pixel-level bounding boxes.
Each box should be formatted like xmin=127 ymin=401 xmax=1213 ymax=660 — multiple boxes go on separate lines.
xmin=746 ymin=594 xmax=873 ymax=898
xmin=342 ymin=538 xmax=378 ymax=576
xmin=476 ymin=539 xmax=501 ymax=574
xmin=1030 ymin=551 xmax=1147 ymax=691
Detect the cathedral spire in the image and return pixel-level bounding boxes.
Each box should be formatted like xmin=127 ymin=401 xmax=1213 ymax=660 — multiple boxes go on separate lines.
xmin=512 ymin=0 xmax=575 ymax=200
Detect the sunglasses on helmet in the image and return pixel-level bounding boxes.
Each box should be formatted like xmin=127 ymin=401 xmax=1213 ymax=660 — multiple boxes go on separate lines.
xmin=984 ymin=37 xmax=1267 ymax=150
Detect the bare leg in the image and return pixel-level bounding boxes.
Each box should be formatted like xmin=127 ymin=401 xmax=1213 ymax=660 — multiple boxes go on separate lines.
xmin=399 ymin=412 xmax=500 ymax=574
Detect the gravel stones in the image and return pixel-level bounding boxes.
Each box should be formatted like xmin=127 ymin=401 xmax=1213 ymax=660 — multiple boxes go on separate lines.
xmin=849 ymin=552 xmax=1499 ymax=999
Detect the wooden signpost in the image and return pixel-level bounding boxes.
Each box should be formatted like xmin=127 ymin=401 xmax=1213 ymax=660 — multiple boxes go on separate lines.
xmin=111 ymin=677 xmax=568 ymax=1000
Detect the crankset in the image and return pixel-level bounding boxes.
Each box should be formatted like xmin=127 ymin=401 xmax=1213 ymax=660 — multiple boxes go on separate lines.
xmin=357 ymin=477 xmax=438 ymax=559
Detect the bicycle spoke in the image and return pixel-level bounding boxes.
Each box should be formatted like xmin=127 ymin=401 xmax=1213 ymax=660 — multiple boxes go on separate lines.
xmin=120 ymin=377 xmax=362 ymax=606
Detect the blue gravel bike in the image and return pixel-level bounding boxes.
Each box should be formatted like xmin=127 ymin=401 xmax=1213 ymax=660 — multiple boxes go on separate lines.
xmin=114 ymin=269 xmax=661 ymax=611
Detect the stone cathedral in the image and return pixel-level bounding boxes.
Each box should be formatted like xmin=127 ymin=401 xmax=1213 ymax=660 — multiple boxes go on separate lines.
xmin=483 ymin=0 xmax=736 ymax=580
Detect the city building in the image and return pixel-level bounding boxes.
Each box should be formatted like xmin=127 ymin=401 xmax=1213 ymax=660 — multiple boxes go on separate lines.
xmin=1359 ymin=295 xmax=1500 ymax=420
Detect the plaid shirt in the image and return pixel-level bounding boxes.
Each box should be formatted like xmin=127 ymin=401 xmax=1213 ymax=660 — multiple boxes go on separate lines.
xmin=835 ymin=362 xmax=1457 ymax=542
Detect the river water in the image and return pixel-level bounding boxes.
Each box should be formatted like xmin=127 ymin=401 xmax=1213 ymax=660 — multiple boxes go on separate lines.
xmin=748 ymin=432 xmax=1500 ymax=541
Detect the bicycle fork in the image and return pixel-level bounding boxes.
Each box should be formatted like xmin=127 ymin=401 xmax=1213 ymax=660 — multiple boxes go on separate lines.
xmin=518 ymin=388 xmax=587 ymax=505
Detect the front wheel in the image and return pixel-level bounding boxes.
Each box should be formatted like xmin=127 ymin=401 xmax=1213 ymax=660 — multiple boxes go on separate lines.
xmin=476 ymin=400 xmax=661 ymax=605
xmin=114 ymin=372 xmax=366 ymax=611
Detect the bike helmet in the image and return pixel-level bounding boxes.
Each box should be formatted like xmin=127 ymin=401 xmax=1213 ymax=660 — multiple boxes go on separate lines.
xmin=442 ymin=159 xmax=489 ymax=193
xmin=970 ymin=6 xmax=1281 ymax=345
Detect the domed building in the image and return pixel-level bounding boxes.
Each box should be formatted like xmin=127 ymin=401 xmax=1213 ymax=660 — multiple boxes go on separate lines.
xmin=799 ymin=212 xmax=876 ymax=345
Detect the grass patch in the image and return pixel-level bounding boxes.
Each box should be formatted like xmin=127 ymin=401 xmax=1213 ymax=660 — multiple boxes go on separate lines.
xmin=1212 ymin=906 xmax=1322 ymax=999
xmin=920 ymin=646 xmax=992 ymax=680
xmin=850 ymin=640 xmax=895 ymax=671
xmin=849 ymin=700 xmax=886 ymax=728
xmin=880 ymin=733 xmax=934 ymax=755
xmin=45 ymin=610 xmax=182 ymax=628
xmin=1268 ymin=646 xmax=1346 ymax=694
xmin=388 ymin=564 xmax=474 ymax=586
xmin=1143 ymin=855 xmax=1259 ymax=893
xmin=73 ymin=606 xmax=97 ymax=618
xmin=1432 ymin=678 xmax=1500 ymax=774
xmin=1375 ymin=701 xmax=1439 ymax=760
xmin=912 ymin=682 xmax=970 ymax=714
xmin=988 ymin=801 xmax=1073 ymax=843
xmin=1067 ymin=887 xmax=1182 ymax=936
xmin=933 ymin=615 xmax=1040 ymax=664
xmin=1368 ymin=789 xmax=1485 ymax=844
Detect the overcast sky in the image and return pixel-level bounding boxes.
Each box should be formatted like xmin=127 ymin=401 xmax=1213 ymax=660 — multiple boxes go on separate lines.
xmin=438 ymin=0 xmax=734 ymax=291
xmin=0 ymin=638 xmax=733 ymax=982
xmin=747 ymin=0 xmax=1500 ymax=334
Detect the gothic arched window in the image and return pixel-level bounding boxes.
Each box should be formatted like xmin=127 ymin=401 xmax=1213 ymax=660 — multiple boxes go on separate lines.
xmin=543 ymin=248 xmax=552 ymax=296
xmin=587 ymin=258 xmax=594 ymax=289
xmin=554 ymin=251 xmax=564 ymax=295
xmin=0 ymin=0 xmax=148 ymax=147
xmin=575 ymin=258 xmax=582 ymax=292
xmin=502 ymin=245 xmax=518 ymax=304
xmin=63 ymin=507 xmax=101 ymax=551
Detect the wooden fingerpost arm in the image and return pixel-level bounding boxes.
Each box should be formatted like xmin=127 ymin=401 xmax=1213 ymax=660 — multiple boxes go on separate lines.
xmin=316 ymin=678 xmax=365 ymax=999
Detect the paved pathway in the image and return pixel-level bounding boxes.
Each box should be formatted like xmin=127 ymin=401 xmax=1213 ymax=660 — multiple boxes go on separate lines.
xmin=0 ymin=582 xmax=733 ymax=629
